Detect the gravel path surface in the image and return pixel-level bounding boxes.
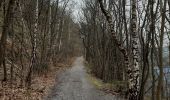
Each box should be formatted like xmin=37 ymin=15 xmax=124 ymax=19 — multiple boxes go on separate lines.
xmin=46 ymin=57 xmax=123 ymax=100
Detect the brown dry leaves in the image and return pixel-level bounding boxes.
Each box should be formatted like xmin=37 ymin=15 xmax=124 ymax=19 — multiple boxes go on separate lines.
xmin=0 ymin=57 xmax=75 ymax=100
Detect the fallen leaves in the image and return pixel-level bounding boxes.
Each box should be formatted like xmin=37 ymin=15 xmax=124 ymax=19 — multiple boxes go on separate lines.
xmin=0 ymin=57 xmax=75 ymax=100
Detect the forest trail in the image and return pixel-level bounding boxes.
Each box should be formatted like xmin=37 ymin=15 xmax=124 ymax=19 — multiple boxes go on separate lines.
xmin=46 ymin=57 xmax=122 ymax=100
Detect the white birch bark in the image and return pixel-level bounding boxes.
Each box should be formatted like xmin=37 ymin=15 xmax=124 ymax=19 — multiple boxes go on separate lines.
xmin=128 ymin=0 xmax=140 ymax=99
xmin=31 ymin=0 xmax=38 ymax=71
xmin=26 ymin=0 xmax=38 ymax=87
xmin=98 ymin=0 xmax=140 ymax=99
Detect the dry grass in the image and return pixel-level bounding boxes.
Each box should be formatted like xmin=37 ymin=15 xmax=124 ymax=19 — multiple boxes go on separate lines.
xmin=85 ymin=62 xmax=127 ymax=97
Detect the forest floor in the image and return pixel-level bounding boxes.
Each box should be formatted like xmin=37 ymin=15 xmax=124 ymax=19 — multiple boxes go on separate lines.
xmin=0 ymin=57 xmax=75 ymax=100
xmin=46 ymin=57 xmax=124 ymax=100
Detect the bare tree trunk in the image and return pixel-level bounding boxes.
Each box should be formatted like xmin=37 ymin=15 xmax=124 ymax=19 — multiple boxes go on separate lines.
xmin=10 ymin=22 xmax=15 ymax=87
xmin=122 ymin=0 xmax=128 ymax=49
xmin=150 ymin=0 xmax=156 ymax=99
xmin=25 ymin=0 xmax=38 ymax=88
xmin=129 ymin=0 xmax=140 ymax=99
xmin=17 ymin=1 xmax=26 ymax=87
xmin=156 ymin=0 xmax=167 ymax=99
xmin=2 ymin=59 xmax=7 ymax=81
xmin=0 ymin=0 xmax=3 ymax=8
xmin=0 ymin=0 xmax=16 ymax=82
xmin=46 ymin=0 xmax=52 ymax=64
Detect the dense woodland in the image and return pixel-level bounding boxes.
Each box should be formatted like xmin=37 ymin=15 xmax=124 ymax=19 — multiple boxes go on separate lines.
xmin=0 ymin=0 xmax=82 ymax=99
xmin=0 ymin=0 xmax=170 ymax=100
xmin=80 ymin=0 xmax=170 ymax=100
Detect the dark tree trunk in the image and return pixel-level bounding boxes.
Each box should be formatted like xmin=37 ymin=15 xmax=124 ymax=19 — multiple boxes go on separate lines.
xmin=0 ymin=0 xmax=16 ymax=82
xmin=2 ymin=59 xmax=7 ymax=81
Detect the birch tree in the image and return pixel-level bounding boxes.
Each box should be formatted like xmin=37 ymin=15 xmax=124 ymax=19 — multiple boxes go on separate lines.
xmin=129 ymin=0 xmax=140 ymax=99
xmin=25 ymin=0 xmax=39 ymax=88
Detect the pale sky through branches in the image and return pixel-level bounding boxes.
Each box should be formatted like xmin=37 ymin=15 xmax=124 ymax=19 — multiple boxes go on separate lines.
xmin=71 ymin=0 xmax=83 ymax=22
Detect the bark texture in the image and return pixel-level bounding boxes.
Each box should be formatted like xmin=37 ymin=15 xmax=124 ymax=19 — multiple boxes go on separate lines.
xmin=0 ymin=0 xmax=16 ymax=81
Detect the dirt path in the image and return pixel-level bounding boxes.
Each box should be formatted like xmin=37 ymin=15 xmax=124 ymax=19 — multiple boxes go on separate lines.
xmin=46 ymin=57 xmax=123 ymax=100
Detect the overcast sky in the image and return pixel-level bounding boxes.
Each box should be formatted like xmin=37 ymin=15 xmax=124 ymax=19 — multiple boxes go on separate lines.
xmin=71 ymin=0 xmax=83 ymax=22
